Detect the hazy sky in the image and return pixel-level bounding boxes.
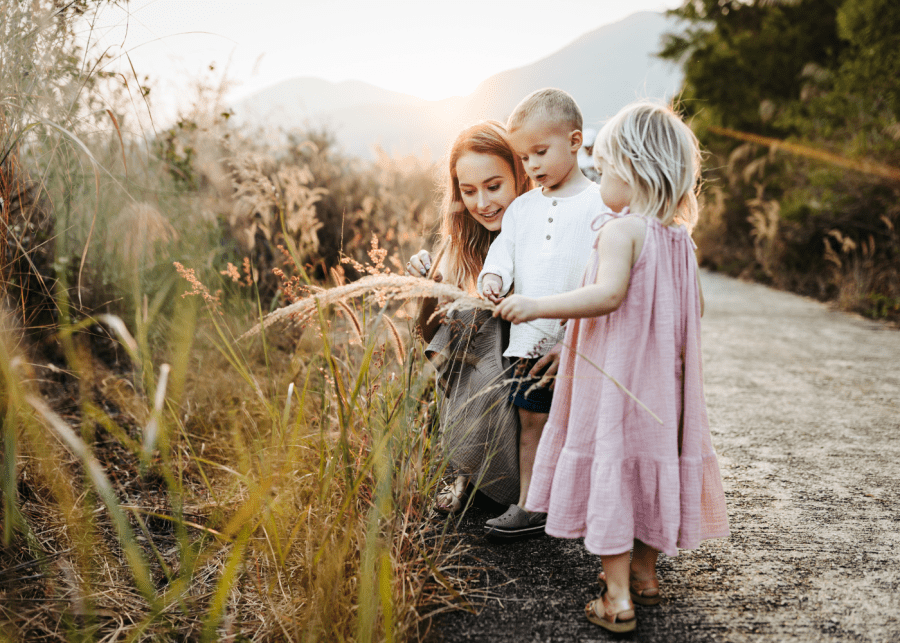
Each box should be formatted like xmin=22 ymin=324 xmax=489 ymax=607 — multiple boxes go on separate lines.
xmin=83 ymin=0 xmax=683 ymax=119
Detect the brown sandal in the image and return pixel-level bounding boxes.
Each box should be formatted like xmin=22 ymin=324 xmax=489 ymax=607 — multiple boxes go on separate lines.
xmin=598 ymin=571 xmax=661 ymax=606
xmin=585 ymin=586 xmax=636 ymax=633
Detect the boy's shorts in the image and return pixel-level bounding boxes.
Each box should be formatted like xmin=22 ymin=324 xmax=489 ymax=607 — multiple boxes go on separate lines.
xmin=507 ymin=357 xmax=554 ymax=414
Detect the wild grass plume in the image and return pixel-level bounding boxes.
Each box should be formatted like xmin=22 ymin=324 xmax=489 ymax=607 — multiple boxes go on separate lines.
xmin=244 ymin=273 xmax=494 ymax=339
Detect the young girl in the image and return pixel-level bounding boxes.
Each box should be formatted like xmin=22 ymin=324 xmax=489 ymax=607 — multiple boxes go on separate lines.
xmin=406 ymin=121 xmax=557 ymax=518
xmin=496 ymin=101 xmax=730 ymax=632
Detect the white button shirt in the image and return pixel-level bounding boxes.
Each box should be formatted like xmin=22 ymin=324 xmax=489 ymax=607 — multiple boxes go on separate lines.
xmin=478 ymin=184 xmax=612 ymax=358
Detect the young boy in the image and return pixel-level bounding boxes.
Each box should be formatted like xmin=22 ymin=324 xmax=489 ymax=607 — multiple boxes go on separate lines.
xmin=478 ymin=87 xmax=611 ymax=539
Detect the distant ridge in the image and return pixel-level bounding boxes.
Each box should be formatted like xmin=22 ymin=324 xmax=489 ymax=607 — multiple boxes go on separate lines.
xmin=231 ymin=12 xmax=683 ymax=159
xmin=235 ymin=76 xmax=427 ymax=123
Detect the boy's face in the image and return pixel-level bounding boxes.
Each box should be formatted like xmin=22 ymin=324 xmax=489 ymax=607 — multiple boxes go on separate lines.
xmin=508 ymin=118 xmax=581 ymax=192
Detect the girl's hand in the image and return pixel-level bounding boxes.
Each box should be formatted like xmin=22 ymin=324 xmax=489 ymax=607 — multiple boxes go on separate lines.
xmin=495 ymin=294 xmax=539 ymax=324
xmin=530 ymin=342 xmax=562 ymax=390
xmin=407 ymin=250 xmax=441 ymax=281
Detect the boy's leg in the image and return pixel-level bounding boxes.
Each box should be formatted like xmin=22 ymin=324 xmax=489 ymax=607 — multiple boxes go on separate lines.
xmin=483 ymin=359 xmax=552 ymax=539
xmin=517 ymin=408 xmax=549 ymax=507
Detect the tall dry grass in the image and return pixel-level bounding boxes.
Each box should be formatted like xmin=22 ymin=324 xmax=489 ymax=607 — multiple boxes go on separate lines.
xmin=0 ymin=2 xmax=471 ymax=641
xmin=692 ymin=135 xmax=900 ymax=321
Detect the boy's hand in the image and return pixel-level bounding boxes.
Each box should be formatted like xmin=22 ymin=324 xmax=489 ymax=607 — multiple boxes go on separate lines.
xmin=481 ymin=274 xmax=504 ymax=304
xmin=495 ymin=294 xmax=540 ymax=324
xmin=530 ymin=342 xmax=562 ymax=390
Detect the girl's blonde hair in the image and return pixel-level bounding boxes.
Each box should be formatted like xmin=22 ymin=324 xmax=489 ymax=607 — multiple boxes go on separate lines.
xmin=433 ymin=121 xmax=531 ymax=291
xmin=593 ymin=101 xmax=701 ymax=230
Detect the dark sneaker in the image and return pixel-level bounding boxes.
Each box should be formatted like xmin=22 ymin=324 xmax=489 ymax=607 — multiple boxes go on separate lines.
xmin=484 ymin=505 xmax=547 ymax=540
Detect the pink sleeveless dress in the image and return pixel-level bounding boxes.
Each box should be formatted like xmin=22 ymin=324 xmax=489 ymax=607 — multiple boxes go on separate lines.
xmin=524 ymin=215 xmax=729 ymax=557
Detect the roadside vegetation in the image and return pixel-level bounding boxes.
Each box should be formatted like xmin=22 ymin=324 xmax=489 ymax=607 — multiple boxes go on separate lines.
xmin=661 ymin=0 xmax=900 ymax=321
xmin=0 ymin=2 xmax=467 ymax=641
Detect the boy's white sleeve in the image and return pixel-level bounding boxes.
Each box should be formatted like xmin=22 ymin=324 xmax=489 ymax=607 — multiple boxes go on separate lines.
xmin=477 ymin=200 xmax=517 ymax=295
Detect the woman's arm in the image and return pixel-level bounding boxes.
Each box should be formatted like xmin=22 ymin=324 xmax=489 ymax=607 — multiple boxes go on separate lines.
xmin=407 ymin=249 xmax=444 ymax=343
xmin=416 ymin=295 xmax=442 ymax=343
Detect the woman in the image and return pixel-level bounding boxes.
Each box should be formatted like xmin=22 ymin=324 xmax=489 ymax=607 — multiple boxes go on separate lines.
xmin=407 ymin=121 xmax=558 ymax=526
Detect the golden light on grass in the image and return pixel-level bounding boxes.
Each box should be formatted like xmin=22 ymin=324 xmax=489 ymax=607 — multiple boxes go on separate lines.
xmin=107 ymin=202 xmax=178 ymax=271
xmin=1 ymin=3 xmax=463 ymax=638
xmin=708 ymin=125 xmax=900 ymax=182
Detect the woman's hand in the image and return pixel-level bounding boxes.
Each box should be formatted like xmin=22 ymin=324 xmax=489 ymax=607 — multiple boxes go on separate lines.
xmin=494 ymin=294 xmax=540 ymax=324
xmin=530 ymin=342 xmax=562 ymax=390
xmin=407 ymin=249 xmax=442 ymax=282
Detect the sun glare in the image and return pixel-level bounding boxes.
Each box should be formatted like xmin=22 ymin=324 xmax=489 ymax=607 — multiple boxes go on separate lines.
xmin=81 ymin=0 xmax=682 ymax=116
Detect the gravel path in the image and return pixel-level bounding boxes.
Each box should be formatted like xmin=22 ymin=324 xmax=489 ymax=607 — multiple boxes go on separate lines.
xmin=424 ymin=270 xmax=900 ymax=642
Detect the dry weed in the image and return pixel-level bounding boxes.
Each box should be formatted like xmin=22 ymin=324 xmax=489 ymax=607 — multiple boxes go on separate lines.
xmin=107 ymin=202 xmax=178 ymax=271
xmin=245 ymin=274 xmax=493 ymax=339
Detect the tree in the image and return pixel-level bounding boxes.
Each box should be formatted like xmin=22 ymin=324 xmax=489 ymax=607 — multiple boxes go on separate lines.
xmin=661 ymin=0 xmax=845 ymax=134
xmin=660 ymin=0 xmax=900 ymax=319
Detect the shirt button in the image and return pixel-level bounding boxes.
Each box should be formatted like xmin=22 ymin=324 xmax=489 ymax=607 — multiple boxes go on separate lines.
xmin=552 ymin=200 xmax=557 ymax=206
xmin=546 ymin=235 xmax=551 ymax=240
xmin=548 ymin=217 xmax=553 ymax=222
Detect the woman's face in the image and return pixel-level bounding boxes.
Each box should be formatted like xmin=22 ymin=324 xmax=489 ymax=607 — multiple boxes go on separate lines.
xmin=455 ymin=152 xmax=518 ymax=232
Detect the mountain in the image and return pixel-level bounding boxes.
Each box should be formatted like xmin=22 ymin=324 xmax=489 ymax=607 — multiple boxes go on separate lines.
xmin=235 ymin=77 xmax=428 ymax=126
xmin=231 ymin=12 xmax=683 ymax=159
xmin=461 ymin=12 xmax=682 ymax=128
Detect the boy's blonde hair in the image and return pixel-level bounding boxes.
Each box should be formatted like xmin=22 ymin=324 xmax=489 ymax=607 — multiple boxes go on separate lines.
xmin=593 ymin=101 xmax=701 ymax=230
xmin=507 ymin=88 xmax=583 ymax=134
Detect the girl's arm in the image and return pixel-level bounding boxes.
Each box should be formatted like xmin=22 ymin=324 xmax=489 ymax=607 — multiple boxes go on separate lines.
xmin=529 ymin=341 xmax=562 ymax=389
xmin=495 ymin=217 xmax=642 ymax=323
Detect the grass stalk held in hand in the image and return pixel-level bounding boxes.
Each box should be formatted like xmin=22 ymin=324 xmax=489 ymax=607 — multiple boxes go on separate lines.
xmin=243 ymin=274 xmax=492 ymax=339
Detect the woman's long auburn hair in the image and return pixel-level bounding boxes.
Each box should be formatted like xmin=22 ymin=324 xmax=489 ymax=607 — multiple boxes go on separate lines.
xmin=433 ymin=121 xmax=531 ymax=292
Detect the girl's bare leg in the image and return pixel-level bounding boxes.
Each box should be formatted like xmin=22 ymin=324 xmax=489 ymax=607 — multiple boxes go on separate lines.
xmin=629 ymin=539 xmax=661 ymax=603
xmin=597 ymin=551 xmax=635 ymax=619
xmin=631 ymin=539 xmax=659 ymax=581
xmin=517 ymin=408 xmax=548 ymax=507
xmin=588 ymin=551 xmax=636 ymax=631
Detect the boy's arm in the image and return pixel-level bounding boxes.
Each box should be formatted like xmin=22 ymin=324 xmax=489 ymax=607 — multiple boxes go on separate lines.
xmin=494 ymin=218 xmax=637 ymax=323
xmin=477 ymin=200 xmax=519 ymax=297
xmin=481 ymin=274 xmax=504 ymax=304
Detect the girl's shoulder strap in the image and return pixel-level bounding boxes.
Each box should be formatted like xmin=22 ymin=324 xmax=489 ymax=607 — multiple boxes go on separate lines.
xmin=591 ymin=210 xmax=650 ymax=254
xmin=591 ymin=207 xmax=644 ymax=232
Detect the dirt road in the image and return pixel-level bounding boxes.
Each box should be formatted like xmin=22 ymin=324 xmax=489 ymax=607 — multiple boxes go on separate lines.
xmin=425 ymin=270 xmax=900 ymax=642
